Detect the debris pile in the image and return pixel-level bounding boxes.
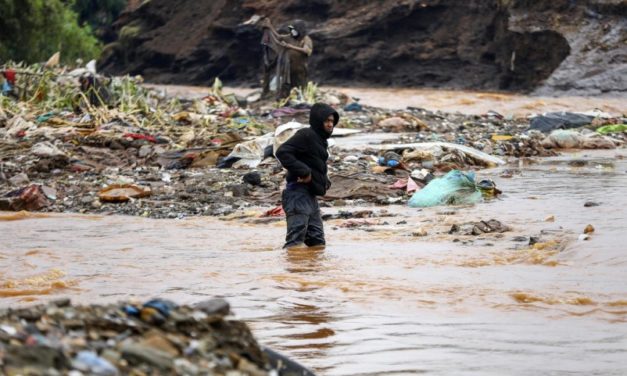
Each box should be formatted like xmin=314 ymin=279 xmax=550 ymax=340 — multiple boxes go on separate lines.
xmin=0 ymin=298 xmax=296 ymax=376
xmin=1 ymin=62 xmax=625 ymax=217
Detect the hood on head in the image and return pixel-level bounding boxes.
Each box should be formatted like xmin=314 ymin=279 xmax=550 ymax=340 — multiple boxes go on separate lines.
xmin=288 ymin=19 xmax=307 ymax=39
xmin=309 ymin=102 xmax=339 ymax=139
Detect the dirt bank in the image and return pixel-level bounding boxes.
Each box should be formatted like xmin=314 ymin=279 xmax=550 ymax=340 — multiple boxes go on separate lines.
xmin=99 ymin=0 xmax=626 ymax=95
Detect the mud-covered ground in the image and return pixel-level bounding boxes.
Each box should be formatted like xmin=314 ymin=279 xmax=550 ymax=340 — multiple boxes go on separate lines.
xmin=100 ymin=0 xmax=627 ymax=95
xmin=1 ymin=81 xmax=625 ymax=219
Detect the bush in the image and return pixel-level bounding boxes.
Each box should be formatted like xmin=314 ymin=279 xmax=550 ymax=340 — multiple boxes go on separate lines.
xmin=73 ymin=0 xmax=127 ymax=42
xmin=0 ymin=0 xmax=101 ymax=64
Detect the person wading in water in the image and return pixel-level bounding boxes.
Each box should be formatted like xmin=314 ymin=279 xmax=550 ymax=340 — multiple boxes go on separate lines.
xmin=275 ymin=103 xmax=338 ymax=249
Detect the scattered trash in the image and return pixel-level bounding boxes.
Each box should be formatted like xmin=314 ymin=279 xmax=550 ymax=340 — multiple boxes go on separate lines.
xmin=541 ymin=130 xmax=622 ymax=149
xmin=389 ymin=177 xmax=419 ymax=193
xmin=344 ymin=102 xmax=363 ymax=112
xmin=378 ymin=116 xmax=411 ymax=132
xmin=408 ymin=170 xmax=493 ymax=208
xmin=0 ymin=61 xmax=621 ymax=219
xmin=377 ymin=151 xmax=402 ymax=168
xmin=491 ymin=134 xmax=513 ymax=141
xmin=412 ymin=228 xmax=428 ymax=237
xmin=270 ymin=106 xmax=310 ymax=118
xmin=449 ymin=219 xmax=511 ymax=235
xmin=261 ymin=206 xmax=285 ymax=217
xmin=73 ymin=351 xmax=119 ymax=376
xmin=364 ymin=142 xmax=506 ymax=167
xmin=322 ymin=210 xmax=381 ymax=220
xmin=596 ymin=124 xmax=627 ymax=134
xmin=98 ymin=184 xmax=151 ymax=203
xmin=0 ymin=184 xmax=51 ymax=211
xmin=31 ymin=142 xmax=68 ymax=158
xmin=529 ymin=112 xmax=594 ymax=133
xmin=476 ymin=179 xmax=501 ymax=198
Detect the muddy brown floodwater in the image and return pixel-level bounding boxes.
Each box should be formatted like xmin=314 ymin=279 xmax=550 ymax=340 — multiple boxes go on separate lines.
xmin=1 ymin=87 xmax=627 ymax=375
xmin=1 ymin=148 xmax=626 ymax=375
xmin=148 ymin=85 xmax=627 ymax=117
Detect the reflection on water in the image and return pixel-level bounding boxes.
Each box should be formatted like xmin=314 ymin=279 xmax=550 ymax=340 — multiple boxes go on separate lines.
xmin=1 ymin=150 xmax=626 ymax=375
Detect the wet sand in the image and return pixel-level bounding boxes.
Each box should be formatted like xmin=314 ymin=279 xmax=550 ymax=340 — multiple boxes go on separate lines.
xmin=1 ymin=149 xmax=626 ymax=375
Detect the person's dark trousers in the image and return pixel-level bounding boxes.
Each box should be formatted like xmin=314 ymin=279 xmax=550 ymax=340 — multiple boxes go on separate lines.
xmin=282 ymin=185 xmax=325 ymax=248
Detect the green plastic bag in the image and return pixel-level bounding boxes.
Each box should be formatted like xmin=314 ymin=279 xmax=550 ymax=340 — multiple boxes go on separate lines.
xmin=408 ymin=170 xmax=482 ymax=207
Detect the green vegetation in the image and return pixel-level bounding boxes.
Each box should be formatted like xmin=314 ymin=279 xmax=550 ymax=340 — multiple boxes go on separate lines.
xmin=0 ymin=0 xmax=102 ymax=64
xmin=73 ymin=0 xmax=127 ymax=42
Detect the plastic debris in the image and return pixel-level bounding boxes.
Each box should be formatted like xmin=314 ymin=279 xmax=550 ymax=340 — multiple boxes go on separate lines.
xmin=98 ymin=184 xmax=151 ymax=202
xmin=408 ymin=170 xmax=487 ymax=208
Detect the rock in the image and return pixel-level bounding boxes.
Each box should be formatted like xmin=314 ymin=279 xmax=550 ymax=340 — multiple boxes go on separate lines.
xmin=50 ymin=298 xmax=71 ymax=308
xmin=9 ymin=173 xmax=29 ymax=186
xmin=529 ymin=236 xmax=540 ymax=246
xmin=484 ymin=219 xmax=511 ymax=232
xmin=450 ymin=220 xmax=510 ymax=236
xmin=5 ymin=345 xmax=70 ymax=370
xmin=139 ymin=332 xmax=180 ymax=357
xmin=195 ymin=298 xmax=230 ymax=316
xmin=121 ymin=342 xmax=174 ymax=371
xmin=81 ymin=196 xmax=94 ymax=205
xmin=138 ymin=145 xmax=153 ymax=158
xmin=140 ymin=307 xmax=166 ymax=325
xmin=584 ymin=201 xmax=600 ymax=207
xmin=544 ymin=215 xmax=555 ymax=222
xmin=226 ymin=184 xmax=249 ymax=197
xmin=583 ymin=224 xmax=595 ymax=234
xmin=41 ymin=186 xmax=57 ymax=200
xmin=458 ymin=224 xmax=476 ymax=235
xmin=242 ymin=171 xmax=262 ymax=186
xmin=174 ymin=358 xmax=199 ymax=375
xmin=411 ymin=228 xmax=428 ymax=237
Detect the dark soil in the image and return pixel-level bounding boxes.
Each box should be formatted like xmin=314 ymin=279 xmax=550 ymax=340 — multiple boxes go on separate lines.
xmin=98 ymin=0 xmax=625 ymax=95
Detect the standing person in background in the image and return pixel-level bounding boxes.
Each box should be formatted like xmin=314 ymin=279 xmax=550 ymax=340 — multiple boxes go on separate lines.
xmin=259 ymin=23 xmax=289 ymax=98
xmin=275 ymin=103 xmax=339 ymax=249
xmin=260 ymin=18 xmax=313 ymax=99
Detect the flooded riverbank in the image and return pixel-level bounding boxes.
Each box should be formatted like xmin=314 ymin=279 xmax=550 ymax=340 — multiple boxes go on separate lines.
xmin=2 ymin=150 xmax=626 ymax=375
xmin=149 ymin=85 xmax=627 ymax=117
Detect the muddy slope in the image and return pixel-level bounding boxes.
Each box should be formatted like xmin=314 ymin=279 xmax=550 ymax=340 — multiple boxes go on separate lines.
xmin=99 ymin=0 xmax=626 ymax=95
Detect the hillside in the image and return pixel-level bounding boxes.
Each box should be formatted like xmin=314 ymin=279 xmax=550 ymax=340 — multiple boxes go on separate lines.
xmin=98 ymin=0 xmax=626 ymax=95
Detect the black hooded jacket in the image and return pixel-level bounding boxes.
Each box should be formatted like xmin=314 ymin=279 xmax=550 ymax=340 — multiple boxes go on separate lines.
xmin=276 ymin=103 xmax=339 ymax=196
xmin=289 ymin=20 xmax=307 ymax=40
